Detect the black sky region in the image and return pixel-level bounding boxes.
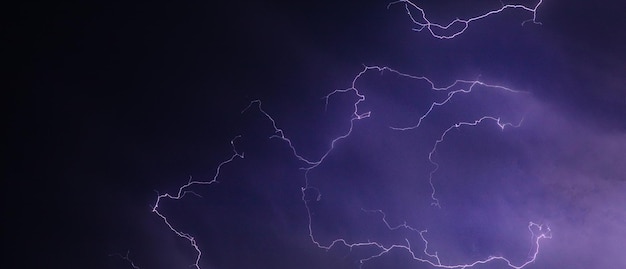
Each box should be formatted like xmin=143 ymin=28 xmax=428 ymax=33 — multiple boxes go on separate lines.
xmin=6 ymin=1 xmax=626 ymax=269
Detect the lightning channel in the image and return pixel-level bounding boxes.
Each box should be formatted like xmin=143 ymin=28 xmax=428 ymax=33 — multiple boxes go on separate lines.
xmin=388 ymin=0 xmax=543 ymax=39
xmin=125 ymin=136 xmax=244 ymax=269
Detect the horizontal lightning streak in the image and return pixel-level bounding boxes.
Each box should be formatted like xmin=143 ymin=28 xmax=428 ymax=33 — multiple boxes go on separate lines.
xmin=388 ymin=0 xmax=543 ymax=39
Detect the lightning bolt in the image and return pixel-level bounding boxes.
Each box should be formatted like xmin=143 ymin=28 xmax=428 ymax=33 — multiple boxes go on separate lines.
xmin=388 ymin=0 xmax=543 ymax=39
xmin=134 ymin=136 xmax=244 ymax=269
xmin=426 ymin=116 xmax=525 ymax=208
xmin=115 ymin=1 xmax=553 ymax=268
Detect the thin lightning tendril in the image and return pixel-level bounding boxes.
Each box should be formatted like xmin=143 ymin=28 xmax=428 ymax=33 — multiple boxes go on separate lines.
xmin=149 ymin=136 xmax=244 ymax=269
xmin=116 ymin=1 xmax=552 ymax=268
xmin=427 ymin=116 xmax=525 ymax=208
xmin=109 ymin=251 xmax=140 ymax=269
xmin=388 ymin=0 xmax=543 ymax=39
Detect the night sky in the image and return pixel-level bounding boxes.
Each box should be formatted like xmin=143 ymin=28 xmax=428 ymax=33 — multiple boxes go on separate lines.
xmin=7 ymin=1 xmax=626 ymax=269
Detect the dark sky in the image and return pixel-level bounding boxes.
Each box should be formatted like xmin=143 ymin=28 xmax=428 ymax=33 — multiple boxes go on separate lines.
xmin=6 ymin=1 xmax=626 ymax=269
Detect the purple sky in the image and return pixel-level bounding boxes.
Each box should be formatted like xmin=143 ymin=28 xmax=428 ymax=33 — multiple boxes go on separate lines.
xmin=7 ymin=1 xmax=625 ymax=269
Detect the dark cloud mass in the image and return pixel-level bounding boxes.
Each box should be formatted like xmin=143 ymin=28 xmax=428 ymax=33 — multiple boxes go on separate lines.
xmin=6 ymin=1 xmax=625 ymax=269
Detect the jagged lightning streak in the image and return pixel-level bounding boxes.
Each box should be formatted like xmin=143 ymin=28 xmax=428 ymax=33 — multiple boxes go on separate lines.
xmin=388 ymin=0 xmax=543 ymax=39
xmin=125 ymin=136 xmax=244 ymax=269
xmin=426 ymin=116 xmax=525 ymax=208
xmin=354 ymin=210 xmax=551 ymax=269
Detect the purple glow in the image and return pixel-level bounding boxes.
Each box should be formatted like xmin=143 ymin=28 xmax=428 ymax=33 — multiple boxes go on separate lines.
xmin=108 ymin=1 xmax=625 ymax=269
